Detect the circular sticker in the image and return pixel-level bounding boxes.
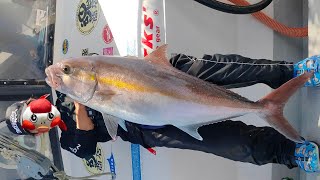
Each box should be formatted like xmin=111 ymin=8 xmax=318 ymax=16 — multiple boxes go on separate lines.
xmin=102 ymin=25 xmax=114 ymax=44
xmin=76 ymin=0 xmax=100 ymax=35
xmin=82 ymin=143 xmax=105 ymax=175
xmin=62 ymin=39 xmax=69 ymax=54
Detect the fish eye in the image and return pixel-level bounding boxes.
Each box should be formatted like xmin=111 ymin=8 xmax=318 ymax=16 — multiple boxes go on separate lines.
xmin=48 ymin=113 xmax=54 ymax=121
xmin=62 ymin=65 xmax=72 ymax=74
xmin=30 ymin=114 xmax=37 ymax=123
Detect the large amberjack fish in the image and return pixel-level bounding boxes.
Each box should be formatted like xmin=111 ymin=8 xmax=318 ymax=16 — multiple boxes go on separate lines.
xmin=45 ymin=45 xmax=312 ymax=143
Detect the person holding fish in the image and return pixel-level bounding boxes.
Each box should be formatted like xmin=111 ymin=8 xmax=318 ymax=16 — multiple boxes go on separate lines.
xmin=4 ymin=45 xmax=320 ymax=173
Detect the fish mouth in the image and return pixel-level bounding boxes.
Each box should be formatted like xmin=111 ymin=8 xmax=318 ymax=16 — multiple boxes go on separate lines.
xmin=45 ymin=66 xmax=63 ymax=89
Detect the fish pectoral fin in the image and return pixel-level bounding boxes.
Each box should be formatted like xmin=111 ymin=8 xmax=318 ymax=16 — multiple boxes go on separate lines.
xmin=177 ymin=125 xmax=203 ymax=141
xmin=118 ymin=119 xmax=128 ymax=132
xmin=95 ymin=90 xmax=116 ymax=101
xmin=102 ymin=113 xmax=120 ymax=140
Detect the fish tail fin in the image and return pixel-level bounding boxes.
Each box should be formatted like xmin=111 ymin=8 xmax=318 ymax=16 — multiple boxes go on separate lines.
xmin=257 ymin=72 xmax=313 ymax=143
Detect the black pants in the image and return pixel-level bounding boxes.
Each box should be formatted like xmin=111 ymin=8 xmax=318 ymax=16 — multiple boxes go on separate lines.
xmin=141 ymin=54 xmax=297 ymax=168
xmin=171 ymin=54 xmax=294 ymax=89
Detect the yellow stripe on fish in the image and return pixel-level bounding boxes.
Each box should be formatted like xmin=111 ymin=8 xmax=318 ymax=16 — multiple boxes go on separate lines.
xmin=77 ymin=71 xmax=185 ymax=100
xmin=98 ymin=76 xmax=151 ymax=92
xmin=75 ymin=70 xmax=150 ymax=92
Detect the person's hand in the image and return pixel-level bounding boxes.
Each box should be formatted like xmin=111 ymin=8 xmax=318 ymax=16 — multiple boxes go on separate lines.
xmin=74 ymin=102 xmax=94 ymax=131
xmin=74 ymin=101 xmax=86 ymax=113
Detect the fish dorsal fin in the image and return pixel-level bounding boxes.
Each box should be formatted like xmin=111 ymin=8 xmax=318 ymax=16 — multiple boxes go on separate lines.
xmin=144 ymin=44 xmax=172 ymax=67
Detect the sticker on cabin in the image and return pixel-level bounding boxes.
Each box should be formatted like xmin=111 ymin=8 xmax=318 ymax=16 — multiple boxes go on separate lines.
xmin=103 ymin=47 xmax=113 ymax=55
xmin=62 ymin=39 xmax=69 ymax=54
xmin=76 ymin=0 xmax=100 ymax=35
xmin=82 ymin=143 xmax=105 ymax=174
xmin=107 ymin=153 xmax=116 ymax=180
xmin=82 ymin=48 xmax=99 ymax=56
xmin=102 ymin=25 xmax=114 ymax=44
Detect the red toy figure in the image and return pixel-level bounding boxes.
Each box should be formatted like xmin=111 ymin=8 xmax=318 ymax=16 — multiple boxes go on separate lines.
xmin=21 ymin=94 xmax=67 ymax=134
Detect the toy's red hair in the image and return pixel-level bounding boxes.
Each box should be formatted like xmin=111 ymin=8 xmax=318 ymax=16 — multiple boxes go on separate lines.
xmin=28 ymin=94 xmax=52 ymax=113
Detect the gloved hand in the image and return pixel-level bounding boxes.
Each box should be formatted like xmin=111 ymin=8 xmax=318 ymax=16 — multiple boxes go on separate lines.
xmin=294 ymin=55 xmax=320 ymax=86
xmin=295 ymin=141 xmax=320 ymax=172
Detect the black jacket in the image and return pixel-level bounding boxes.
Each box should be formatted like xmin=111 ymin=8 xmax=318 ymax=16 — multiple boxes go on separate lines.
xmin=56 ymin=53 xmax=297 ymax=168
xmin=56 ymin=92 xmax=151 ymax=158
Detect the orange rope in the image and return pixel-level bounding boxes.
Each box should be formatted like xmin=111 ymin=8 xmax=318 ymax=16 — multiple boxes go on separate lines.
xmin=228 ymin=0 xmax=308 ymax=38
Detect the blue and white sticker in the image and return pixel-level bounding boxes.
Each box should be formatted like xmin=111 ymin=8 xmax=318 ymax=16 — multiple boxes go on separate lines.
xmin=107 ymin=153 xmax=116 ymax=179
